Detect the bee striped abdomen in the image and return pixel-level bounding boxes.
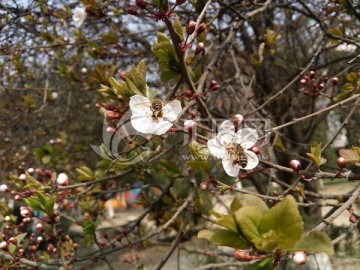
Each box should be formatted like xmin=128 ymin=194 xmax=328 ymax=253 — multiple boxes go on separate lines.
xmin=150 ymin=99 xmax=164 ymax=117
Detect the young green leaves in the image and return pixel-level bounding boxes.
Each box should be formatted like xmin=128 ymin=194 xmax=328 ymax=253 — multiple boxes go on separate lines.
xmin=198 ymin=194 xmax=333 ymax=263
xmin=108 ymin=61 xmax=149 ymax=99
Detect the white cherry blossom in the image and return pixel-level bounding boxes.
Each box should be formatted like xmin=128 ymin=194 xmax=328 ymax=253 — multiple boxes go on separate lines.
xmin=207 ymin=119 xmax=259 ymax=177
xmin=129 ymin=95 xmax=182 ymax=135
xmin=72 ymin=7 xmax=86 ymax=28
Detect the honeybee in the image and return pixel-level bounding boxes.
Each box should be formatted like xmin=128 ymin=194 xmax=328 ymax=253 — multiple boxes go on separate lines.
xmin=232 ymin=145 xmax=248 ymax=168
xmin=150 ymin=99 xmax=164 ymax=118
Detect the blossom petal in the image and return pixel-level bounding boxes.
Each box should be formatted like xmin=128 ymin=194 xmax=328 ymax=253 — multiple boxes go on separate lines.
xmin=129 ymin=95 xmax=151 ymax=116
xmin=242 ymin=150 xmax=259 ymax=170
xmin=207 ymin=138 xmax=226 ymax=159
xmin=216 ymin=120 xmax=235 ymax=148
xmin=222 ymin=157 xmax=241 ymax=177
xmin=130 ymin=115 xmax=155 ymax=134
xmin=153 ymin=120 xmax=173 ymax=135
xmin=163 ymin=100 xmax=182 ymax=122
xmin=235 ymin=128 xmax=258 ymax=149
xmin=218 ymin=120 xmax=235 ymax=136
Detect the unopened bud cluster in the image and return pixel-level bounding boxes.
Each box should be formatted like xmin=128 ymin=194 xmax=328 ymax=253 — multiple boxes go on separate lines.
xmin=300 ymin=70 xmax=338 ymax=97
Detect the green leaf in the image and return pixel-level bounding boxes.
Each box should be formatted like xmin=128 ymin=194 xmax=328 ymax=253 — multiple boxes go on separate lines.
xmin=235 ymin=196 xmax=303 ymax=252
xmin=153 ymin=32 xmax=181 ymax=82
xmin=217 ymin=214 xmax=239 ymax=233
xmin=230 ymin=196 xmax=242 ymax=212
xmin=235 ymin=206 xmax=264 ymax=249
xmin=101 ymin=31 xmax=119 ymax=44
xmin=335 ymin=89 xmax=355 ymax=101
xmin=83 ymin=219 xmax=100 ymax=237
xmin=346 ymin=72 xmax=358 ymax=86
xmin=15 ymin=233 xmax=27 ymax=244
xmin=23 ymin=172 xmax=42 ymax=189
xmin=245 ymin=257 xmax=274 ymax=270
xmin=341 ymin=82 xmax=355 ymax=91
xmin=198 ymin=228 xmax=250 ymax=249
xmin=328 ymin=28 xmax=343 ymax=37
xmin=8 ymin=243 xmax=17 ymax=254
xmin=174 ymin=16 xmax=184 ymax=41
xmin=260 ymin=196 xmax=303 ymax=250
xmin=290 ymin=231 xmax=334 ymax=255
xmin=44 ymin=196 xmax=56 ymax=215
xmin=307 ymin=142 xmax=326 ymax=166
xmin=239 ymin=195 xmax=269 ymax=213
xmin=24 ymin=197 xmax=44 ymax=213
xmin=160 ymin=69 xmax=180 ymax=82
xmin=352 ymin=146 xmax=360 ymax=157
xmin=125 ymin=60 xmax=149 ymax=97
xmin=187 ymin=160 xmax=211 ymax=172
xmin=209 ymin=210 xmax=223 ymax=219
xmin=189 ymin=140 xmax=210 ymax=160
xmin=76 ymin=166 xmax=95 ymax=181
xmin=311 ymin=142 xmax=321 ymax=157
xmin=108 ymin=77 xmax=132 ymax=98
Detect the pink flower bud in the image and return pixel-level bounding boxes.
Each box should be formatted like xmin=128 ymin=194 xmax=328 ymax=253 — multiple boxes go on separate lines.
xmin=309 ymin=71 xmax=315 ymax=79
xmin=233 ymin=114 xmax=244 ymax=125
xmin=317 ymin=83 xmax=324 ymax=90
xmin=186 ymin=20 xmax=196 ymax=35
xmin=183 ymin=89 xmax=193 ymax=98
xmin=292 ymin=251 xmax=307 ymax=265
xmin=234 ymin=250 xmax=253 ymax=262
xmin=209 ymin=81 xmax=220 ymax=92
xmin=184 ymin=120 xmax=195 ymax=133
xmin=126 ymin=7 xmax=138 ymax=15
xmin=197 ymin=23 xmax=207 ymax=35
xmin=0 ymin=241 xmax=8 ymax=250
xmin=349 ymin=214 xmax=357 ymax=223
xmin=195 ymin=42 xmax=204 ymax=55
xmin=105 ymin=110 xmax=121 ymax=119
xmin=136 ymin=0 xmax=147 ymax=9
xmin=251 ymin=146 xmax=260 ymax=155
xmin=9 ymin=237 xmax=17 ymax=245
xmin=45 ymin=169 xmax=52 ymax=178
xmin=332 ymin=77 xmax=339 ymax=86
xmin=176 ymin=0 xmax=186 ymax=5
xmin=47 ymin=244 xmax=55 ymax=252
xmin=290 ymin=160 xmax=301 ymax=173
xmin=36 ymin=168 xmax=43 ymax=176
xmin=36 ymin=223 xmax=45 ymax=233
xmin=337 ymin=157 xmax=347 ymax=169
xmin=200 ymin=182 xmax=209 ymax=191
xmin=300 ymin=79 xmax=307 ymax=85
xmin=20 ymin=209 xmax=32 ymax=218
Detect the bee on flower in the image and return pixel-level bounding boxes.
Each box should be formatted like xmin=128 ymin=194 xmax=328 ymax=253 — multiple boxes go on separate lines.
xmin=207 ymin=118 xmax=259 ymax=177
xmin=129 ymin=95 xmax=182 ymax=135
